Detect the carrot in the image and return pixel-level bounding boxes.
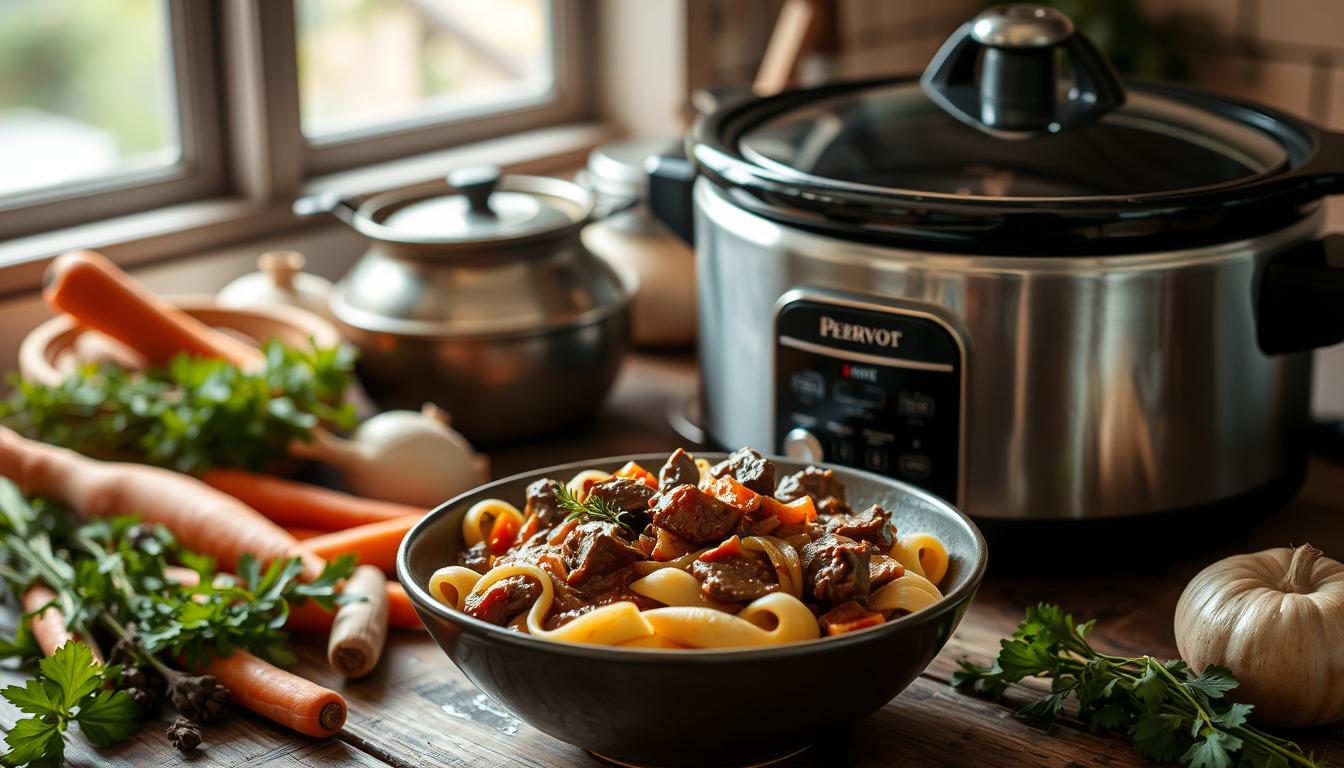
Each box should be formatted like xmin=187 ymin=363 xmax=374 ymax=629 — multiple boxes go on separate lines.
xmin=385 ymin=583 xmax=421 ymax=629
xmin=707 ymin=475 xmax=763 ymax=514
xmin=284 ymin=526 xmax=326 ymax=541
xmin=761 ymin=495 xmax=816 ymax=525
xmin=297 ymin=515 xmax=421 ymax=574
xmin=615 ymin=461 xmax=658 ymax=489
xmin=203 ymin=468 xmax=425 ymax=531
xmin=286 ymin=585 xmax=421 ymax=631
xmin=43 ymin=250 xmax=262 ymax=369
xmin=185 ymin=650 xmax=346 ymax=738
xmin=22 ymin=585 xmax=103 ymax=663
xmin=0 ymin=427 xmax=324 ymax=581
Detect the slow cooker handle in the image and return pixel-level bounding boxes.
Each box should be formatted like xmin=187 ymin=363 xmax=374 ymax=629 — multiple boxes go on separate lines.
xmin=921 ymin=4 xmax=1126 ymax=139
xmin=1259 ymin=234 xmax=1344 ymax=355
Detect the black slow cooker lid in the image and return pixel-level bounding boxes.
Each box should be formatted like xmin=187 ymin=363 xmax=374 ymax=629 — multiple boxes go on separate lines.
xmin=739 ymin=83 xmax=1288 ymax=200
xmin=689 ymin=4 xmax=1344 ymax=254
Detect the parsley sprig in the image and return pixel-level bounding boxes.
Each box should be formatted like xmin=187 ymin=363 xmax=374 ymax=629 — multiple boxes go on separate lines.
xmin=0 ymin=341 xmax=357 ymax=473
xmin=1 ymin=642 xmax=138 ymax=767
xmin=0 ymin=480 xmax=356 ymax=766
xmin=554 ymin=483 xmax=636 ymax=535
xmin=952 ymin=604 xmax=1322 ymax=768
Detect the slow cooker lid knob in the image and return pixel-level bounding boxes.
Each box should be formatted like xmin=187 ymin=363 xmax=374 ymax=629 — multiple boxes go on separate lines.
xmin=921 ymin=3 xmax=1126 ymax=139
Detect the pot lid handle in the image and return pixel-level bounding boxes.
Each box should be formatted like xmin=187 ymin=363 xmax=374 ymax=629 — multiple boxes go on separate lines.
xmin=920 ymin=4 xmax=1126 ymax=139
xmin=448 ymin=165 xmax=501 ymax=217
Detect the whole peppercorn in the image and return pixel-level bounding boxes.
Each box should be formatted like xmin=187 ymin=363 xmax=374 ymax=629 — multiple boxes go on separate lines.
xmin=166 ymin=717 xmax=202 ymax=752
xmin=167 ymin=674 xmax=230 ymax=723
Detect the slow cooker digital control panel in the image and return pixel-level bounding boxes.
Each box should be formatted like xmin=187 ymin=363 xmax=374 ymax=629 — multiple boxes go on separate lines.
xmin=774 ymin=294 xmax=965 ymax=505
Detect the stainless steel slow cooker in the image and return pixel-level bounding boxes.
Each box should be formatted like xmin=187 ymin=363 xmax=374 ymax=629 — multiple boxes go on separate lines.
xmin=650 ymin=4 xmax=1344 ymax=521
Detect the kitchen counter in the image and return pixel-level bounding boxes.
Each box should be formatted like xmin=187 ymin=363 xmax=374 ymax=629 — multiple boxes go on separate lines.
xmin=2 ymin=351 xmax=1342 ymax=767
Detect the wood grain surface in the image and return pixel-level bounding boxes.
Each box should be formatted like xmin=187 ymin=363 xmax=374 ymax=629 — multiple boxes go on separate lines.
xmin=3 ymin=352 xmax=1343 ymax=767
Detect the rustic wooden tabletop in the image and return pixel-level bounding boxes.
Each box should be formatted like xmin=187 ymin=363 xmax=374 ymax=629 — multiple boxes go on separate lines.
xmin=3 ymin=351 xmax=1343 ymax=767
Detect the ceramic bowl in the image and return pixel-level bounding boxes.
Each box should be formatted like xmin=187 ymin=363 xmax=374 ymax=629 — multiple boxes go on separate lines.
xmin=398 ymin=453 xmax=987 ymax=768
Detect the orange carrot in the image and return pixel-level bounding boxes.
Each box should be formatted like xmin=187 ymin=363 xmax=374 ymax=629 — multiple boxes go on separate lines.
xmin=707 ymin=476 xmax=763 ymax=514
xmin=186 ymin=650 xmax=346 ymax=738
xmin=384 ymin=583 xmax=421 ymax=629
xmin=297 ymin=516 xmax=421 ymax=573
xmin=284 ymin=526 xmax=326 ymax=541
xmin=615 ymin=461 xmax=658 ymax=489
xmin=22 ymin=585 xmax=103 ymax=663
xmin=286 ymin=585 xmax=422 ymax=632
xmin=0 ymin=427 xmax=324 ymax=581
xmin=203 ymin=468 xmax=425 ymax=530
xmin=761 ymin=495 xmax=816 ymax=525
xmin=42 ymin=250 xmax=262 ymax=369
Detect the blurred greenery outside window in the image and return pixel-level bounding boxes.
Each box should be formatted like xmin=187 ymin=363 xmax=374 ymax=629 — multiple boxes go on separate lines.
xmin=0 ymin=0 xmax=560 ymax=236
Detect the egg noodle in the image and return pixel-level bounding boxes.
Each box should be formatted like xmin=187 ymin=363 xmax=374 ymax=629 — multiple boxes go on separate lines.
xmin=427 ymin=453 xmax=950 ymax=650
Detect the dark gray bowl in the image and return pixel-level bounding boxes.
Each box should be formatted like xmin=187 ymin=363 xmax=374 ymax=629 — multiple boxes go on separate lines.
xmin=397 ymin=454 xmax=987 ymax=767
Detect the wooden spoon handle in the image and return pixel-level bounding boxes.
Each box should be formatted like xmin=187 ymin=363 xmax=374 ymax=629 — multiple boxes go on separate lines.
xmin=43 ymin=250 xmax=264 ymax=370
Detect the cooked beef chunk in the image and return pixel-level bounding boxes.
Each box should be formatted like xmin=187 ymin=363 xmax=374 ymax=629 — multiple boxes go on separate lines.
xmin=824 ymin=504 xmax=894 ymax=550
xmin=708 ymin=447 xmax=777 ymax=495
xmin=464 ymin=575 xmax=542 ymax=625
xmin=457 ymin=541 xmax=492 ymax=574
xmin=561 ymin=521 xmax=644 ymax=586
xmin=868 ymin=554 xmax=905 ymax=590
xmin=659 ymin=448 xmax=700 ymax=490
xmin=587 ymin=477 xmax=655 ymax=529
xmin=525 ymin=478 xmax=566 ymax=526
xmin=691 ymin=556 xmax=779 ymax=602
xmin=737 ymin=514 xmax=782 ymax=538
xmin=801 ymin=533 xmax=872 ymax=604
xmin=650 ymin=484 xmax=742 ymax=544
xmin=545 ymin=567 xmax=660 ymax=629
xmin=775 ymin=466 xmax=850 ymax=515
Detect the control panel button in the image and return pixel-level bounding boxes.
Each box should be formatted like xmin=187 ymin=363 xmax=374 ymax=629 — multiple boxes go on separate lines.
xmin=790 ymin=370 xmax=826 ymax=401
xmin=833 ymin=440 xmax=855 ymax=463
xmin=897 ymin=391 xmax=936 ymax=418
xmin=864 ymin=448 xmax=889 ymax=472
xmin=898 ymin=453 xmax=933 ymax=480
xmin=782 ymin=428 xmax=825 ymax=462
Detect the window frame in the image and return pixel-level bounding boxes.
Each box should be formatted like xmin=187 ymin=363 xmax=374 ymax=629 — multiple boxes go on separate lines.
xmin=0 ymin=0 xmax=593 ymax=242
xmin=295 ymin=0 xmax=592 ymax=176
xmin=0 ymin=0 xmax=226 ymax=241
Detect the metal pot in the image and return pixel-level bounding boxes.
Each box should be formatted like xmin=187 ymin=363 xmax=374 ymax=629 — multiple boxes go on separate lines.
xmin=295 ymin=168 xmax=635 ymax=443
xmin=650 ymin=4 xmax=1344 ymax=521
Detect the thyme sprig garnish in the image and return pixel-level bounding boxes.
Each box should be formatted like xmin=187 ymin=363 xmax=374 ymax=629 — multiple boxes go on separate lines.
xmin=952 ymin=604 xmax=1322 ymax=768
xmin=554 ymin=483 xmax=636 ymax=535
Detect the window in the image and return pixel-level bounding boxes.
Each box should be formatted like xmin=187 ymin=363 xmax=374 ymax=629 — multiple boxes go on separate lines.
xmin=0 ymin=0 xmax=589 ymax=243
xmin=0 ymin=0 xmax=222 ymax=241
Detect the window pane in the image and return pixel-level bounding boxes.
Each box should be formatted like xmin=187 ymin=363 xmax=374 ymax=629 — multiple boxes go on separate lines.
xmin=296 ymin=0 xmax=554 ymax=140
xmin=0 ymin=0 xmax=178 ymax=198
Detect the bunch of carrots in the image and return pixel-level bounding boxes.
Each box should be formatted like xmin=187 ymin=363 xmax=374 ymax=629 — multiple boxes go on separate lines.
xmin=0 ymin=250 xmax=443 ymax=745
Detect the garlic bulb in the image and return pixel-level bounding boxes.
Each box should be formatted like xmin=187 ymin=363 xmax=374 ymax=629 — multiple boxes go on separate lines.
xmin=293 ymin=404 xmax=485 ymax=507
xmin=1174 ymin=544 xmax=1344 ymax=727
xmin=218 ymin=251 xmax=334 ymax=322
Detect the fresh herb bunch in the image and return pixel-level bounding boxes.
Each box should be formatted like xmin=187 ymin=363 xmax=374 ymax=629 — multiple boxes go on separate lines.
xmin=952 ymin=604 xmax=1322 ymax=768
xmin=555 ymin=483 xmax=635 ymax=534
xmin=0 ymin=341 xmax=358 ymax=473
xmin=1 ymin=642 xmax=139 ymax=767
xmin=0 ymin=479 xmax=356 ymax=766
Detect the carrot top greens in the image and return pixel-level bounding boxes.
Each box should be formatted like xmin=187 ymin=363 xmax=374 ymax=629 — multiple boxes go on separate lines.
xmin=0 ymin=341 xmax=357 ymax=474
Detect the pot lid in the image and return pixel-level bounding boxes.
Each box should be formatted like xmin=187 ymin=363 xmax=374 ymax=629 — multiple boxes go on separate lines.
xmin=373 ymin=168 xmax=577 ymax=243
xmin=686 ymin=3 xmax=1344 ymax=253
xmin=738 ymin=83 xmax=1289 ymax=200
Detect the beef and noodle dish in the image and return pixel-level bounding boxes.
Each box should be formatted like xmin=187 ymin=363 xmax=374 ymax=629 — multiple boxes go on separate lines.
xmin=427 ymin=448 xmax=950 ymax=649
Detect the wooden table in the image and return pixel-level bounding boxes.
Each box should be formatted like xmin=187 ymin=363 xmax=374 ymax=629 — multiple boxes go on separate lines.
xmin=4 ymin=351 xmax=1343 ymax=767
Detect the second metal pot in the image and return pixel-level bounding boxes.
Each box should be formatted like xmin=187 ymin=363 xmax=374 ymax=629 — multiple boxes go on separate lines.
xmin=298 ymin=169 xmax=635 ymax=443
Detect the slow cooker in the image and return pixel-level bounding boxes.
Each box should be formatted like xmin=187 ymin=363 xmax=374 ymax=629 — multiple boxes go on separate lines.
xmin=649 ymin=4 xmax=1344 ymax=521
